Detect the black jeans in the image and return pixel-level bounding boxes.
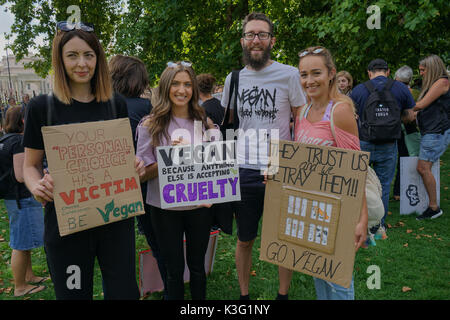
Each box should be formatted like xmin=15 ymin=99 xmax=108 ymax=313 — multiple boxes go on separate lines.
xmin=150 ymin=206 xmax=212 ymax=300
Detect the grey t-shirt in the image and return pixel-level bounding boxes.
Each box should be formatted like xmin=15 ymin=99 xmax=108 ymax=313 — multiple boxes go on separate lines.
xmin=221 ymin=61 xmax=306 ymax=170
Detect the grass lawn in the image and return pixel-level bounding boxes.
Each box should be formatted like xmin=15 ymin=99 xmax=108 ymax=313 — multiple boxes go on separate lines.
xmin=1 ymin=149 xmax=449 ymax=300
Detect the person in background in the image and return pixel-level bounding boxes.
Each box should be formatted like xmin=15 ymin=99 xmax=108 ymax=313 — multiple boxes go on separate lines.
xmin=392 ymin=65 xmax=421 ymax=201
xmin=336 ymin=70 xmax=353 ymax=96
xmin=350 ymin=58 xmax=415 ymax=238
xmin=23 ymin=21 xmax=143 ymax=300
xmin=197 ymin=73 xmax=225 ymax=125
xmin=1 ymin=106 xmax=48 ymax=297
xmin=109 ymin=54 xmax=168 ymax=298
xmin=413 ymin=55 xmax=450 ymax=220
xmin=136 ymin=61 xmax=215 ymax=300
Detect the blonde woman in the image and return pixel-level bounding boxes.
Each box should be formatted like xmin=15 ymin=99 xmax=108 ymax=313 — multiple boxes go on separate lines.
xmin=280 ymin=46 xmax=368 ymax=300
xmin=413 ymin=55 xmax=450 ymax=220
xmin=336 ymin=70 xmax=353 ymax=96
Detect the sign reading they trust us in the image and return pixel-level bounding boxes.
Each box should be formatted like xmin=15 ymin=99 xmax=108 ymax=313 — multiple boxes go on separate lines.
xmin=156 ymin=141 xmax=240 ymax=209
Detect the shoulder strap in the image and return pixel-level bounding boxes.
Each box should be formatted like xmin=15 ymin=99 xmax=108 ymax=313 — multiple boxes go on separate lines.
xmin=363 ymin=80 xmax=376 ymax=94
xmin=231 ymin=70 xmax=240 ymax=130
xmin=298 ymin=103 xmax=312 ymax=122
xmin=221 ymin=69 xmax=241 ymax=128
xmin=109 ymin=94 xmax=117 ymax=119
xmin=0 ymin=133 xmax=16 ymax=143
xmin=46 ymin=93 xmax=54 ymax=126
xmin=329 ymin=101 xmax=345 ymax=141
xmin=384 ymin=78 xmax=395 ymax=91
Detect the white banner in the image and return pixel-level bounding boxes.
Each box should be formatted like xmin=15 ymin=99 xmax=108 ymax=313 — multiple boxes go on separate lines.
xmin=400 ymin=156 xmax=440 ymax=215
xmin=156 ymin=140 xmax=241 ymax=209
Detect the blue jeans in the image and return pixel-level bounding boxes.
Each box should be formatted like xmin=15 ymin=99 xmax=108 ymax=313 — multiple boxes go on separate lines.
xmin=360 ymin=141 xmax=397 ymax=225
xmin=314 ymin=277 xmax=354 ymax=300
xmin=419 ymin=129 xmax=450 ymax=163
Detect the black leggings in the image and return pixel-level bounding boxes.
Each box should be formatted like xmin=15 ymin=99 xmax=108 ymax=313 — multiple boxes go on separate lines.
xmin=43 ymin=204 xmax=140 ymax=300
xmin=150 ymin=206 xmax=212 ymax=300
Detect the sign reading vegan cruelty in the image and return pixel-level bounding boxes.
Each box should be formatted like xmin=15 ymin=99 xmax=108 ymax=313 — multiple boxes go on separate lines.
xmin=156 ymin=140 xmax=240 ymax=209
xmin=259 ymin=140 xmax=369 ymax=288
xmin=42 ymin=118 xmax=144 ymax=236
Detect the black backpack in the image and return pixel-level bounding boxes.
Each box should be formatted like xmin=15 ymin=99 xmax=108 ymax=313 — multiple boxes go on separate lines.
xmin=360 ymin=78 xmax=402 ymax=142
xmin=0 ymin=133 xmax=19 ymax=199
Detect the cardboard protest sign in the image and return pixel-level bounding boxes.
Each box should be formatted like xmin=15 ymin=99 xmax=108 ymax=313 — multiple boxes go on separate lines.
xmin=260 ymin=140 xmax=369 ymax=288
xmin=42 ymin=118 xmax=144 ymax=236
xmin=400 ymin=156 xmax=440 ymax=215
xmin=156 ymin=140 xmax=240 ymax=209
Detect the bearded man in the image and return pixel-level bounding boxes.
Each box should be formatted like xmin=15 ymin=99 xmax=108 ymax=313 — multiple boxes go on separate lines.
xmin=221 ymin=12 xmax=306 ymax=300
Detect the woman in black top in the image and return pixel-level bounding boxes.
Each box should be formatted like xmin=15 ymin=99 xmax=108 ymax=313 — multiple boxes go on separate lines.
xmin=197 ymin=73 xmax=225 ymax=125
xmin=23 ymin=21 xmax=144 ymax=299
xmin=413 ymin=55 xmax=450 ymax=220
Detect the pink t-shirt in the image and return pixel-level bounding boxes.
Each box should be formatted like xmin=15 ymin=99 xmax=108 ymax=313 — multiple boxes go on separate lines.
xmin=294 ymin=104 xmax=360 ymax=151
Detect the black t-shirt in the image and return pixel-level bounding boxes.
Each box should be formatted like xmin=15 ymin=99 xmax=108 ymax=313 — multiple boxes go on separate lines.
xmin=202 ymin=97 xmax=225 ymax=125
xmin=124 ymin=97 xmax=152 ymax=150
xmin=24 ymin=93 xmax=129 ymax=150
xmin=0 ymin=134 xmax=32 ymax=199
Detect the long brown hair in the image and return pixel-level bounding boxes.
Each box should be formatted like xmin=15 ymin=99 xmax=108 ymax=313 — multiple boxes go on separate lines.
xmin=298 ymin=46 xmax=355 ymax=113
xmin=147 ymin=63 xmax=206 ymax=146
xmin=418 ymin=55 xmax=449 ymax=100
xmin=52 ymin=28 xmax=112 ymax=104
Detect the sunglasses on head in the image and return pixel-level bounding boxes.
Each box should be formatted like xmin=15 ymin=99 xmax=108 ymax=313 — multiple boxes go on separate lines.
xmin=167 ymin=61 xmax=192 ymax=68
xmin=57 ymin=21 xmax=94 ymax=33
xmin=298 ymin=47 xmax=325 ymax=58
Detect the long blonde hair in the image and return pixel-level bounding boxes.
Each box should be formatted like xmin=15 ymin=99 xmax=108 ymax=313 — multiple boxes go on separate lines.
xmin=298 ymin=46 xmax=355 ymax=113
xmin=418 ymin=55 xmax=449 ymax=100
xmin=147 ymin=63 xmax=206 ymax=146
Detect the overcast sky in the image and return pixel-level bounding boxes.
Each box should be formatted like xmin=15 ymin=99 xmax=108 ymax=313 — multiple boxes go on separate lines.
xmin=0 ymin=4 xmax=15 ymax=58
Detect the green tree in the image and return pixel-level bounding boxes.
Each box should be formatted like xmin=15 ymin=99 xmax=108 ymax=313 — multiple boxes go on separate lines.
xmin=3 ymin=0 xmax=449 ymax=85
xmin=1 ymin=0 xmax=122 ymax=77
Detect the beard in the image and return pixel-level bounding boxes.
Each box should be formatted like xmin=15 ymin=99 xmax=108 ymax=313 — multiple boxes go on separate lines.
xmin=242 ymin=44 xmax=272 ymax=71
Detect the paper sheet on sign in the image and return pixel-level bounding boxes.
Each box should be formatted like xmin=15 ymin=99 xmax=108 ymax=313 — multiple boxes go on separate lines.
xmin=42 ymin=118 xmax=144 ymax=236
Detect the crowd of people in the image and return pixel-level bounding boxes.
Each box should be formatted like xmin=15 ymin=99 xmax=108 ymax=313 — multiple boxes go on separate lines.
xmin=0 ymin=12 xmax=448 ymax=300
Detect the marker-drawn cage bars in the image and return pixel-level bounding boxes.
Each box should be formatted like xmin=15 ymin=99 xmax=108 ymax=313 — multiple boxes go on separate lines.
xmin=278 ymin=186 xmax=341 ymax=254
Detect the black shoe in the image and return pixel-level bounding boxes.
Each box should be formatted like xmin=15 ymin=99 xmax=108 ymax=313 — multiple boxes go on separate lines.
xmin=276 ymin=293 xmax=288 ymax=300
xmin=416 ymin=207 xmax=443 ymax=220
xmin=369 ymin=224 xmax=380 ymax=235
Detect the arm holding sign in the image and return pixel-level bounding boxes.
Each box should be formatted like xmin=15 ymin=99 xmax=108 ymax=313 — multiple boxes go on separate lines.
xmin=332 ymin=102 xmax=368 ymax=251
xmin=23 ymin=148 xmax=54 ymax=205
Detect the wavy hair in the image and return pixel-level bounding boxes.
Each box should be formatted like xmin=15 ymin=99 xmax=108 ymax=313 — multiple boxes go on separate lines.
xmin=147 ymin=63 xmax=206 ymax=146
xmin=418 ymin=55 xmax=449 ymax=100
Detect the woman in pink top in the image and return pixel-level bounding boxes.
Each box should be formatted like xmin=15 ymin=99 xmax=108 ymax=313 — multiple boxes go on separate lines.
xmin=279 ymin=46 xmax=368 ymax=300
xmin=137 ymin=62 xmax=215 ymax=300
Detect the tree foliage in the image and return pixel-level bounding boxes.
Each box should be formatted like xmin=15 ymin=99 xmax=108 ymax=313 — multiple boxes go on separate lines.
xmin=2 ymin=0 xmax=449 ymax=85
